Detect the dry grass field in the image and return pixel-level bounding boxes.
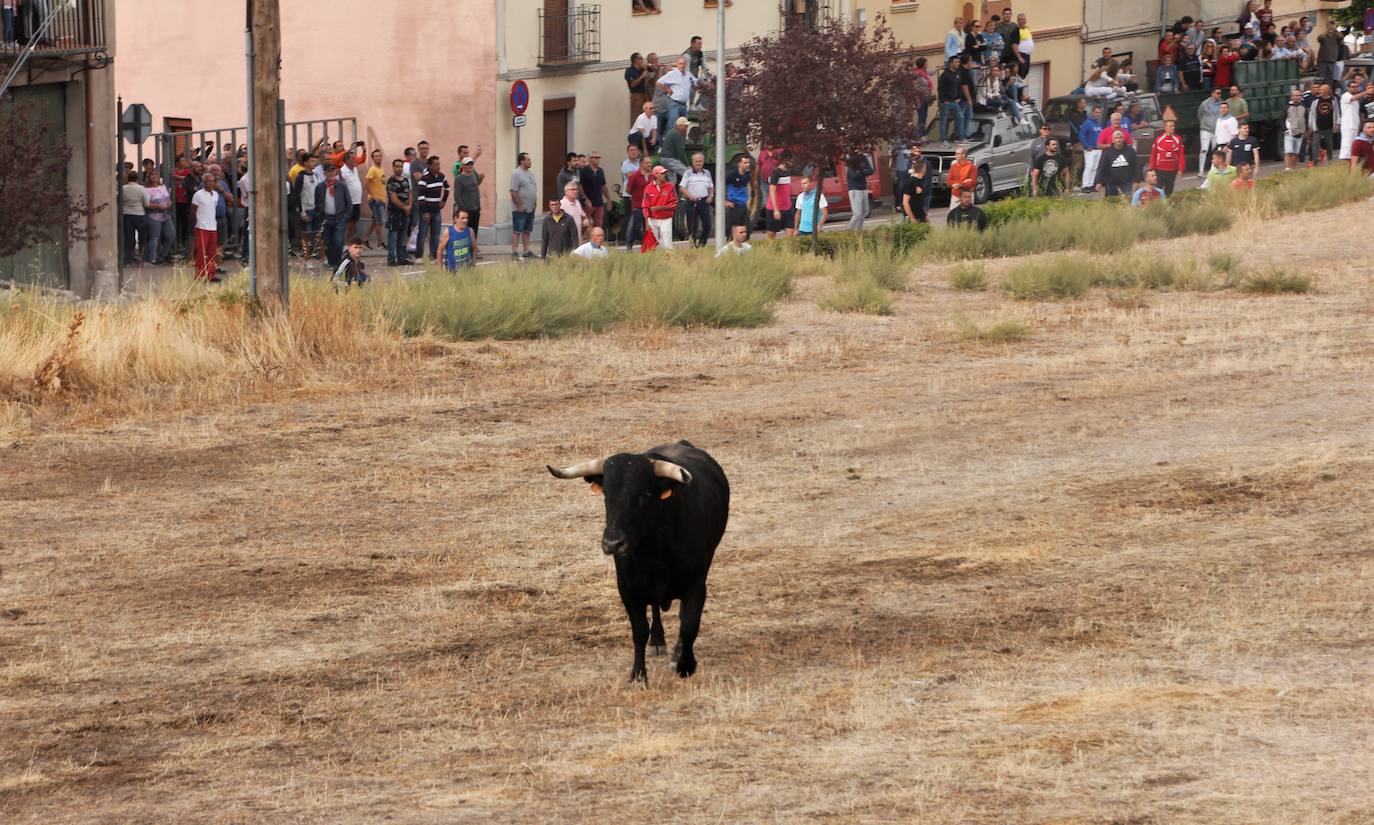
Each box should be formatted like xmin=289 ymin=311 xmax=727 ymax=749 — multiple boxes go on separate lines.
xmin=3 ymin=202 xmax=1373 ymax=824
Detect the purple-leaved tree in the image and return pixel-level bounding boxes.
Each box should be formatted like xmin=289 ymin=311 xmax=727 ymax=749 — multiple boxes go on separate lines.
xmin=0 ymin=99 xmax=101 ymax=262
xmin=733 ymin=15 xmax=918 ymax=250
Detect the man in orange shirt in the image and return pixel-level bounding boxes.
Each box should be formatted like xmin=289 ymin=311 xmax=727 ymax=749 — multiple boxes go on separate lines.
xmin=1231 ymin=161 xmax=1255 ymax=190
xmin=946 ymin=147 xmax=977 ymax=206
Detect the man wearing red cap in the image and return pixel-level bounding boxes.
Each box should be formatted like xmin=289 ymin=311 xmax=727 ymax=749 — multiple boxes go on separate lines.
xmin=642 ymin=164 xmax=679 ymax=251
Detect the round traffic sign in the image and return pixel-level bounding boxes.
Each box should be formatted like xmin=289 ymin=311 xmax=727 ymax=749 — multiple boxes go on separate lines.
xmin=510 ymin=80 xmax=530 ymax=116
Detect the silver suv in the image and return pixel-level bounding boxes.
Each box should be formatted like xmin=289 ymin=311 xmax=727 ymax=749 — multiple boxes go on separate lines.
xmin=922 ymin=108 xmax=1046 ymax=203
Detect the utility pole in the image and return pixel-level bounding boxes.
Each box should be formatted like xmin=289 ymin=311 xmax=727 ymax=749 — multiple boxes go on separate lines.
xmin=713 ymin=1 xmax=726 ymax=250
xmin=249 ymin=0 xmax=287 ymax=307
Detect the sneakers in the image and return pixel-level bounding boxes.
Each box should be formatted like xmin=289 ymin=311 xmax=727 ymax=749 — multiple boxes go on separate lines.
xmin=522 ymin=251 xmax=535 ymax=259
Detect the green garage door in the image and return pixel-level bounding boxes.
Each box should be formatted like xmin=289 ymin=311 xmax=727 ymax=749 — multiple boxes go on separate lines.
xmin=0 ymin=83 xmax=70 ymax=290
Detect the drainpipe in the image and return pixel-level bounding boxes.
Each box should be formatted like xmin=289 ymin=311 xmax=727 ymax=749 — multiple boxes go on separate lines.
xmin=1160 ymin=0 xmax=1169 ymax=39
xmin=496 ymin=0 xmax=507 ymax=76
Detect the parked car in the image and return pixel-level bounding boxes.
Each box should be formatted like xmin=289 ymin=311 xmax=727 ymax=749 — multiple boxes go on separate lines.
xmin=921 ymin=108 xmax=1047 ymax=203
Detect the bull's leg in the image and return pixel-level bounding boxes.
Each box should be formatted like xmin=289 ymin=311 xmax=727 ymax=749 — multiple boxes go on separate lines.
xmin=649 ymin=606 xmax=667 ymax=656
xmin=673 ymin=587 xmax=705 ymax=678
xmin=623 ymin=600 xmax=650 ymax=687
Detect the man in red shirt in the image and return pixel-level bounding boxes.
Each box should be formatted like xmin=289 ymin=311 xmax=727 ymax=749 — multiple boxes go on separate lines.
xmin=1148 ymin=118 xmax=1187 ymax=195
xmin=1214 ymin=45 xmax=1240 ymax=91
xmin=641 ymin=164 xmax=679 ymax=251
xmin=624 ymin=155 xmax=653 ymax=249
xmin=1350 ymin=121 xmax=1374 ymax=176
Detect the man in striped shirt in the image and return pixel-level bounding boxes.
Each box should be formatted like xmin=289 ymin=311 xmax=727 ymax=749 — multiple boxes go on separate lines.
xmin=415 ymin=155 xmax=450 ymax=260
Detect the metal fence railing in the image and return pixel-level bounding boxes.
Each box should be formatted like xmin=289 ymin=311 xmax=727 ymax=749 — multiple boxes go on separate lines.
xmin=116 ymin=117 xmax=357 ymax=276
xmin=539 ymin=5 xmax=601 ymax=66
xmin=0 ymin=0 xmax=107 ymax=59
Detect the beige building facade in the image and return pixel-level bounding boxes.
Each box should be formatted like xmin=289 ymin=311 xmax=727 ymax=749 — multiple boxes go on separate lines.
xmin=115 ymin=0 xmax=499 ymax=232
xmin=854 ymin=0 xmax=1086 ymax=108
xmin=1084 ymin=0 xmax=1347 ymax=80
xmin=490 ymin=1 xmax=779 ymax=238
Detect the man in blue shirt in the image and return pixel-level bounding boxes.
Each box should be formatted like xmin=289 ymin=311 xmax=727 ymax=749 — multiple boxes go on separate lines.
xmin=1078 ymin=104 xmax=1104 ymax=192
xmin=724 ymin=154 xmax=753 ymax=239
xmin=792 ymin=175 xmax=828 ymax=236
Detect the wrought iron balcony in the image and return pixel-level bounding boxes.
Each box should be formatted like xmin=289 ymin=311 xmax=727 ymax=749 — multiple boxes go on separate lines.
xmin=0 ymin=0 xmax=109 ymax=61
xmin=779 ymin=0 xmax=835 ymax=32
xmin=539 ymin=4 xmax=601 ymax=67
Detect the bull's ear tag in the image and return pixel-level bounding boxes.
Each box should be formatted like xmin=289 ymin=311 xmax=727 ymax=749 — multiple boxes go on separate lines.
xmin=590 ymin=482 xmax=604 ymax=495
xmin=659 ymin=488 xmax=673 ymax=500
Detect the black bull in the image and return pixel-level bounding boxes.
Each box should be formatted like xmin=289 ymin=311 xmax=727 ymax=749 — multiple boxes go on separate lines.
xmin=548 ymin=441 xmax=730 ymax=685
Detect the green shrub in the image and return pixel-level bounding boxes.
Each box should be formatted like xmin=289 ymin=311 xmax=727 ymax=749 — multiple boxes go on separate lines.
xmin=951 ymin=313 xmax=1029 ymax=342
xmin=875 ymin=220 xmax=933 ymax=253
xmin=949 ymin=262 xmax=989 ymax=291
xmin=366 ymin=249 xmax=794 ymax=340
xmin=1158 ymin=196 xmax=1235 ymax=237
xmin=1266 ymin=166 xmax=1374 ymax=214
xmin=986 ymin=215 xmax=1074 ymax=257
xmin=1239 ymin=269 xmax=1312 ymax=294
xmin=921 ymin=225 xmax=993 ymax=260
xmin=1001 ymin=255 xmax=1099 ymax=300
xmin=983 ymin=197 xmax=1054 ymax=228
xmin=1206 ymin=251 xmax=1243 ymax=274
xmin=818 ymin=274 xmax=894 ymax=315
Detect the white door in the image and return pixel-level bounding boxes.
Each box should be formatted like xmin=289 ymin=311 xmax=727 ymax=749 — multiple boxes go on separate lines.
xmin=1025 ymin=63 xmax=1046 ymax=109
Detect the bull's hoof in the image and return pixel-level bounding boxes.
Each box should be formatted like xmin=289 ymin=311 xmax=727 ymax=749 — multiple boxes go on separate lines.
xmin=675 ymin=653 xmax=697 ymax=678
xmin=628 ymin=667 xmax=648 ymax=687
xmin=651 ymin=644 xmax=667 ymax=657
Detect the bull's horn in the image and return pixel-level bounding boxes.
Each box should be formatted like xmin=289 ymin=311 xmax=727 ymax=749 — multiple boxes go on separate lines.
xmin=547 ymin=458 xmax=605 ymax=479
xmin=651 ymin=460 xmax=693 ymax=485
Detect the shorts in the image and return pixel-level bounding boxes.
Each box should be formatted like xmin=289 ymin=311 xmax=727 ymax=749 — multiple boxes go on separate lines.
xmin=370 ymin=201 xmax=385 ymax=224
xmin=766 ymin=207 xmax=795 ymax=233
xmin=511 ymin=210 xmax=534 ymax=233
xmin=1283 ymin=134 xmax=1303 ymax=155
xmin=349 ymin=204 xmax=361 ymax=222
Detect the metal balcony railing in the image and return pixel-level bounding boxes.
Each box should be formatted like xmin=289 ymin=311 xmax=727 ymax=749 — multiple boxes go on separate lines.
xmin=539 ymin=4 xmax=601 ymax=67
xmin=0 ymin=0 xmax=108 ymax=60
xmin=779 ymin=0 xmax=834 ymax=32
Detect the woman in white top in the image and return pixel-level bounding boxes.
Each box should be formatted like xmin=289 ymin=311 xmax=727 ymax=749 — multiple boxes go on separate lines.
xmin=1084 ymin=61 xmax=1121 ymax=99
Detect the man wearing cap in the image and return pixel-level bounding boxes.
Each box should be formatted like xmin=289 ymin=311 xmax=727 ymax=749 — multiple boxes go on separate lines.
xmin=660 ymin=116 xmax=691 ymax=183
xmin=454 ymin=156 xmax=482 ymax=259
xmin=642 ymin=165 xmax=679 ymax=251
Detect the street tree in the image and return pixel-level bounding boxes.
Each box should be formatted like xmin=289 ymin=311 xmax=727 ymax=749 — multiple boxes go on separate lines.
xmin=733 ymin=15 xmax=919 ymax=250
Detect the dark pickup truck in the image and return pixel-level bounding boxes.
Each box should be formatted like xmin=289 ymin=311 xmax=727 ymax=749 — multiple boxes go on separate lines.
xmin=1044 ymin=59 xmax=1306 ymax=160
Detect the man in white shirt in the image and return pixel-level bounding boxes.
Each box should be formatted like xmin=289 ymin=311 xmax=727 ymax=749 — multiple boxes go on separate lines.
xmin=1213 ymin=102 xmax=1239 ymax=154
xmin=678 ymin=152 xmax=714 ymax=248
xmin=655 ymin=56 xmax=698 ymax=128
xmin=190 ymin=176 xmax=223 ymax=282
xmin=1338 ymin=80 xmax=1368 ymax=160
xmin=716 ymin=224 xmax=752 ymax=256
xmin=573 ymin=226 xmax=609 ymax=259
xmin=339 ymin=151 xmax=364 ymax=244
xmin=627 ymin=101 xmax=658 ymax=152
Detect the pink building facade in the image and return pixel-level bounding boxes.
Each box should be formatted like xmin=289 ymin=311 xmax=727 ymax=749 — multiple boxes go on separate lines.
xmin=114 ymin=0 xmax=499 ymax=227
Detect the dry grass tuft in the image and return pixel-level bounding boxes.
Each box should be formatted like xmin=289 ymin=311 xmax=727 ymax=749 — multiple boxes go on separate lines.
xmin=1238 ymin=268 xmax=1312 ymax=295
xmin=950 ymin=312 xmax=1029 ymax=342
xmin=948 ymin=262 xmax=990 ymax=291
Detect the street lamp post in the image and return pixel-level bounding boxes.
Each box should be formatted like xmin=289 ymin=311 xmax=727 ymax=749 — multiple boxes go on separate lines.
xmin=714 ymin=1 xmax=726 ymax=250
